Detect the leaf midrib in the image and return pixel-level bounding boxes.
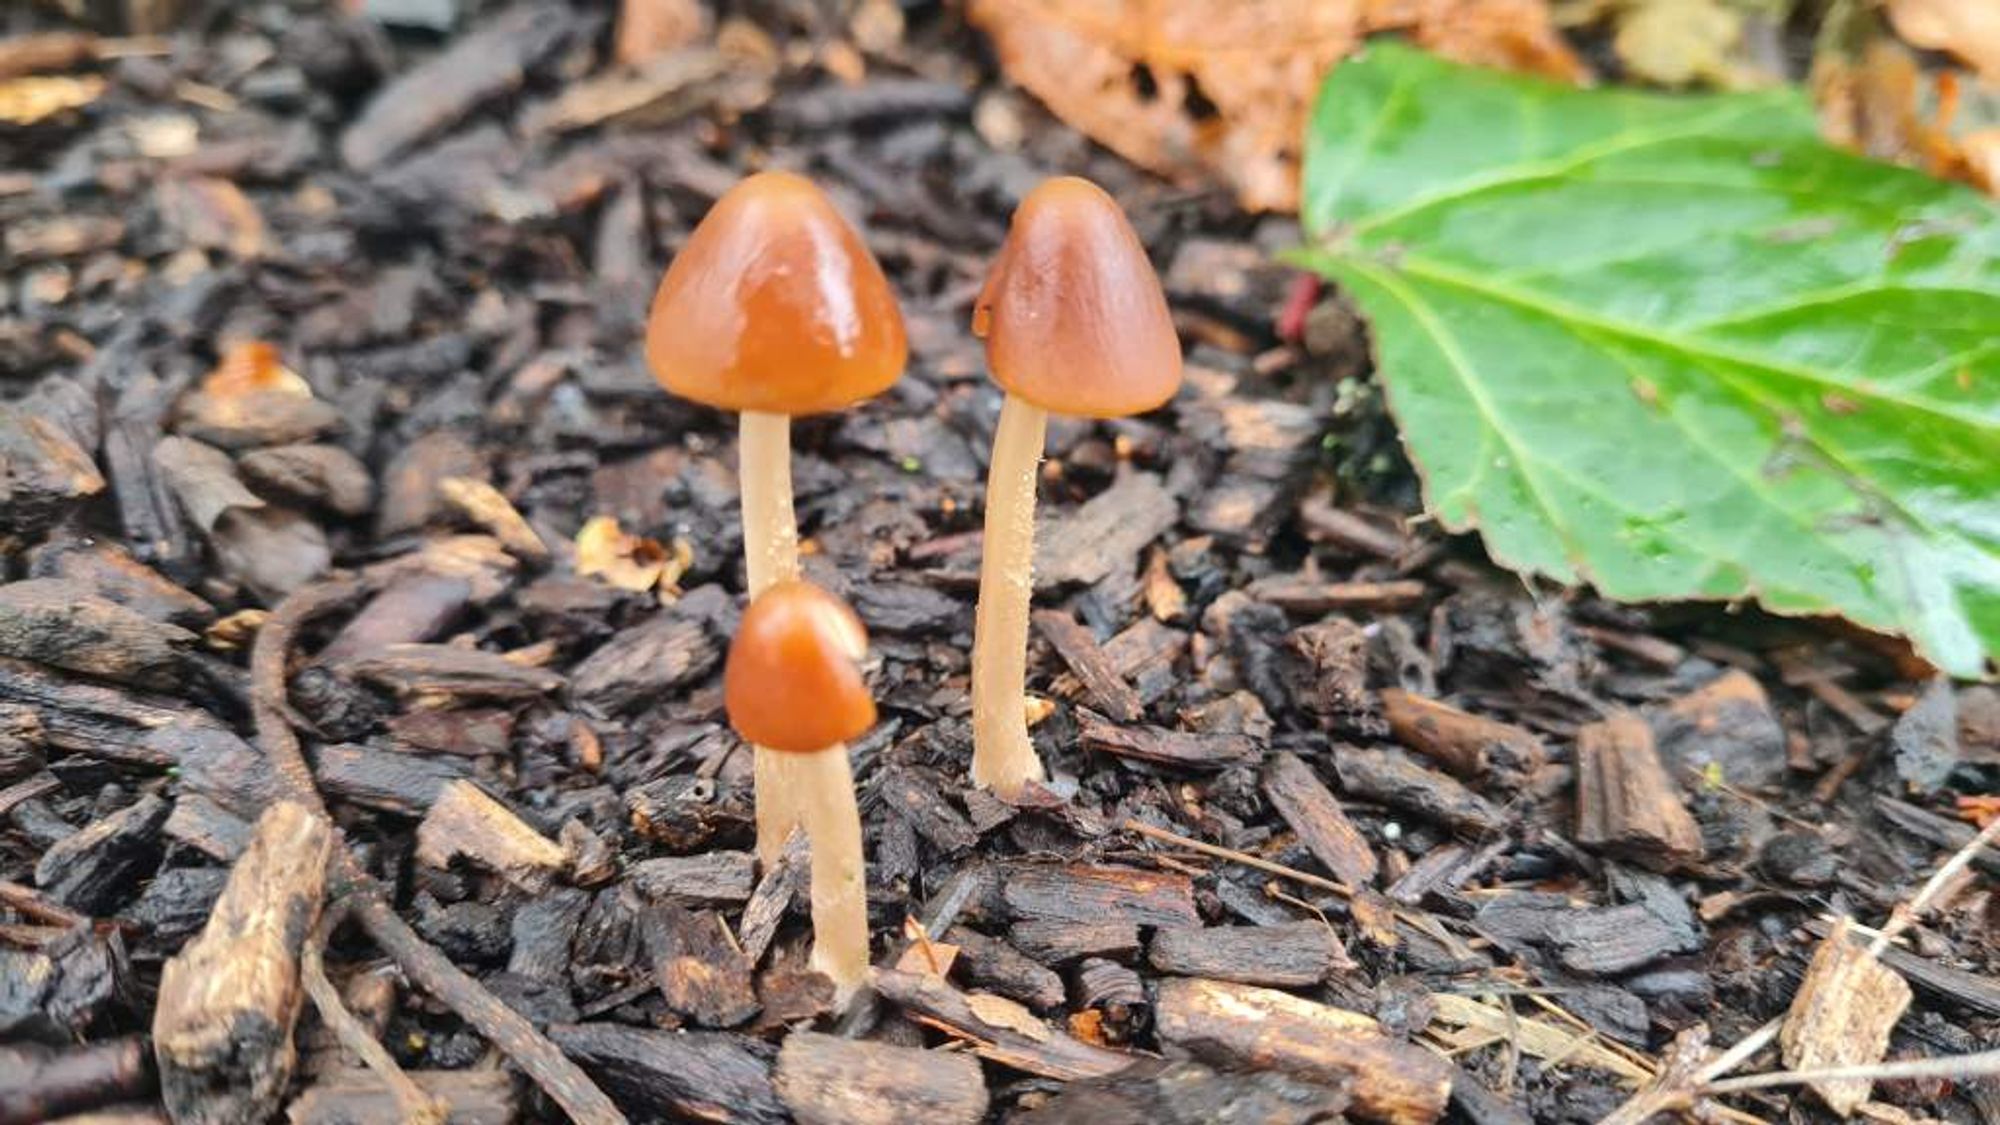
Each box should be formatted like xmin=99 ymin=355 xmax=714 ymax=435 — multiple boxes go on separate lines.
xmin=1337 ymin=257 xmax=1868 ymax=609
xmin=1379 ymin=253 xmax=1994 ymax=431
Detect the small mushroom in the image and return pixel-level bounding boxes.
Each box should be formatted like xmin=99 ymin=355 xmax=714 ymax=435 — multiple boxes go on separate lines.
xmin=724 ymin=579 xmax=876 ymax=1003
xmin=647 ymin=171 xmax=906 ymax=861
xmin=968 ymin=177 xmax=1183 ymax=796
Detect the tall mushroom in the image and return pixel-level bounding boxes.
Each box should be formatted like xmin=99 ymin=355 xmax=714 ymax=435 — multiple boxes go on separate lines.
xmin=646 ymin=171 xmax=906 ymax=861
xmin=968 ymin=177 xmax=1183 ymax=796
xmin=724 ymin=579 xmax=876 ymax=1002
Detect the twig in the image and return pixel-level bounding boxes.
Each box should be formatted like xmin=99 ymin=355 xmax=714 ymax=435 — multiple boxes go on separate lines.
xmin=253 ymin=578 xmax=627 ymax=1125
xmin=1867 ymin=813 xmax=2000 ymax=956
xmin=0 ymin=880 xmax=89 ymax=929
xmin=1123 ymin=818 xmax=1355 ymax=898
xmin=1121 ymin=819 xmax=1473 ymax=957
xmin=1597 ymin=807 xmax=2000 ymax=1125
xmin=1701 ymin=1048 xmax=2000 ymax=1096
xmin=300 ymin=898 xmax=444 ymax=1125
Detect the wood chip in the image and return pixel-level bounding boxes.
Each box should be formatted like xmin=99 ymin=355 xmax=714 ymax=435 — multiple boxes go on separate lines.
xmin=1001 ymin=863 xmax=1200 ymax=928
xmin=1380 ymin=689 xmax=1546 ymax=787
xmin=154 ymin=802 xmax=333 ymax=1125
xmin=871 ymin=969 xmax=1134 ymax=1081
xmin=341 ymin=3 xmax=581 ymax=169
xmin=439 ymin=476 xmax=548 ymax=562
xmin=287 ymin=1069 xmax=518 ymax=1125
xmin=415 ymin=780 xmax=568 ymax=894
xmin=1148 ymin=922 xmax=1340 ymax=987
xmin=0 ymin=406 xmax=105 ymax=540
xmin=1035 ymin=472 xmax=1176 ymax=589
xmin=1332 ymin=746 xmax=1506 ymax=836
xmin=1033 ymin=610 xmax=1142 ymax=721
xmin=1574 ymin=711 xmax=1704 ymax=871
xmin=1153 ymin=978 xmax=1452 ymax=1124
xmin=1077 ymin=710 xmax=1261 ymax=770
xmin=775 ymin=1032 xmax=988 ymax=1125
xmin=0 ymin=578 xmax=193 ymax=690
xmin=1262 ymin=751 xmax=1377 ymax=888
xmin=547 ymin=1022 xmax=784 ymax=1124
xmin=1780 ymin=919 xmax=1912 ymax=1115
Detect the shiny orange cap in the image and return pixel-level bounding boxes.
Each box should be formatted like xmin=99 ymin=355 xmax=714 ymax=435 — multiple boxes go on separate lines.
xmin=973 ymin=177 xmax=1182 ymax=418
xmin=724 ymin=580 xmax=876 ymax=753
xmin=646 ymin=172 xmax=907 ymax=416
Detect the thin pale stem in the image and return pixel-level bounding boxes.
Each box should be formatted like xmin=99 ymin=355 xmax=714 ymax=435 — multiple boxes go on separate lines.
xmin=740 ymin=410 xmax=804 ymax=866
xmin=793 ymin=746 xmax=869 ymax=1006
xmin=970 ymin=393 xmax=1049 ymax=797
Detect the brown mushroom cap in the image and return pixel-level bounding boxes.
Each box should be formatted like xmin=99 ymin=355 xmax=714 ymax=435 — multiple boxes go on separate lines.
xmin=725 ymin=580 xmax=876 ymax=753
xmin=646 ymin=171 xmax=907 ymax=416
xmin=973 ymin=177 xmax=1182 ymax=418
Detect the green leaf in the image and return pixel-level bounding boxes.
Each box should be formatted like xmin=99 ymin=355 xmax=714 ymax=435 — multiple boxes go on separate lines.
xmin=1294 ymin=41 xmax=2000 ymax=675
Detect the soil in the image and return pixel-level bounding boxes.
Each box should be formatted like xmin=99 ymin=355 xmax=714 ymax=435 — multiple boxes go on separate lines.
xmin=1 ymin=2 xmax=1996 ymax=1124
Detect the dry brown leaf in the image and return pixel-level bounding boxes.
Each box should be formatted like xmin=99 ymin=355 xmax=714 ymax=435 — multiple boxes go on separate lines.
xmin=440 ymin=477 xmax=548 ymax=562
xmin=575 ymin=515 xmax=669 ymax=592
xmin=1888 ymin=0 xmax=2000 ymax=84
xmin=968 ymin=0 xmax=1582 ymax=212
xmin=1814 ymin=41 xmax=1986 ymax=193
xmin=1389 ymin=0 xmax=1589 ymax=84
xmin=1610 ymin=0 xmax=1743 ymax=87
xmin=0 ymin=74 xmax=103 ymax=125
xmin=968 ymin=0 xmax=1356 ymax=211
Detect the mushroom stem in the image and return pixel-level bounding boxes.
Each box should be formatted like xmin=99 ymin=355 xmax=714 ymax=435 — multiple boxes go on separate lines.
xmin=740 ymin=410 xmax=803 ymax=865
xmin=790 ymin=744 xmax=869 ymax=1005
xmin=970 ymin=392 xmax=1049 ymax=796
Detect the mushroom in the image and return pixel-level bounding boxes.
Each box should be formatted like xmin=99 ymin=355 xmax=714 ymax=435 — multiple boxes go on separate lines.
xmin=646 ymin=171 xmax=906 ymax=861
xmin=968 ymin=177 xmax=1183 ymax=796
xmin=724 ymin=579 xmax=876 ymax=1002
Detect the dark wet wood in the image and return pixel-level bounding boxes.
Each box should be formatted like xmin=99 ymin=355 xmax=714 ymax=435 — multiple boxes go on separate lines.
xmin=947 ymin=927 xmax=1066 ymax=1010
xmin=1002 ymin=863 xmax=1200 ymax=930
xmin=1331 ymin=746 xmax=1506 ymax=836
xmin=0 ymin=580 xmax=192 ymax=690
xmin=1035 ymin=472 xmax=1177 ymax=589
xmin=1078 ymin=710 xmax=1260 ymax=770
xmin=0 ymin=1038 xmax=153 ymax=1125
xmin=548 ymin=1022 xmax=785 ymax=1124
xmin=1148 ymin=922 xmax=1340 ymax=987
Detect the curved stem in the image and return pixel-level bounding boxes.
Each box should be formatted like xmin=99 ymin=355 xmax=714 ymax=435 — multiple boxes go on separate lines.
xmin=970 ymin=393 xmax=1049 ymax=797
xmin=740 ymin=411 xmax=803 ymax=865
xmin=792 ymin=746 xmax=869 ymax=1006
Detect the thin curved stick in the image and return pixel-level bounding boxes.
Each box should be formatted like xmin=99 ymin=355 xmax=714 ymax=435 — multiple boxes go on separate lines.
xmin=254 ymin=577 xmax=627 ymax=1125
xmin=301 ymin=897 xmax=444 ymax=1125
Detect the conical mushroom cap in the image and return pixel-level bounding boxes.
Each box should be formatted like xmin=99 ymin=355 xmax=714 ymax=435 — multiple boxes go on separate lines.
xmin=647 ymin=172 xmax=907 ymax=416
xmin=973 ymin=177 xmax=1182 ymax=418
xmin=725 ymin=580 xmax=877 ymax=753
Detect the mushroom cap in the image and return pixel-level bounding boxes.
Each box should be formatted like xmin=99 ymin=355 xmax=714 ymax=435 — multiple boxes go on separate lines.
xmin=725 ymin=580 xmax=877 ymax=753
xmin=646 ymin=171 xmax=907 ymax=416
xmin=973 ymin=177 xmax=1182 ymax=418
